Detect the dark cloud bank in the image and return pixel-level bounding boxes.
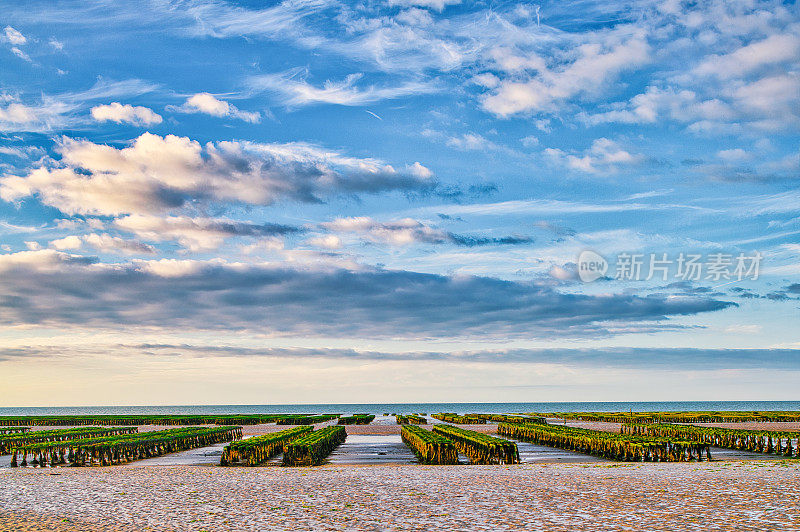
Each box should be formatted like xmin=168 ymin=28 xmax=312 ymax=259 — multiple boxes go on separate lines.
xmin=0 ymin=257 xmax=735 ymax=338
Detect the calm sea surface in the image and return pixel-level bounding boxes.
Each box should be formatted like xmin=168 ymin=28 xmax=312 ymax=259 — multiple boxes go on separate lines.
xmin=1 ymin=401 xmax=798 ymax=416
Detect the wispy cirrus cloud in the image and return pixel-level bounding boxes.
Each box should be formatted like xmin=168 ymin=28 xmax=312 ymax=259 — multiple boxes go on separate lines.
xmin=0 ymin=96 xmax=73 ymax=132
xmin=319 ymin=216 xmax=532 ymax=247
xmin=114 ymin=214 xmax=301 ymax=252
xmin=0 ymin=79 xmax=159 ymax=133
xmin=112 ymin=345 xmax=800 ymax=370
xmin=7 ymin=343 xmax=797 ymax=371
xmin=49 ymin=233 xmax=156 ymax=255
xmin=385 ymin=0 xmax=461 ymax=12
xmin=247 ymin=69 xmax=438 ymax=107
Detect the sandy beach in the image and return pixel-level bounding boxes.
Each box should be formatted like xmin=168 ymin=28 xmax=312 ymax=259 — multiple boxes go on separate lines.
xmin=1 ymin=460 xmax=798 ymax=531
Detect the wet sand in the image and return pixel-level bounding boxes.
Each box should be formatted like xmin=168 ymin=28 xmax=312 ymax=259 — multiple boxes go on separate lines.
xmin=1 ymin=460 xmax=798 ymax=531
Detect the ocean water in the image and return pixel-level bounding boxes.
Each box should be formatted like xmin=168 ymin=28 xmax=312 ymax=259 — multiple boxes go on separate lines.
xmin=0 ymin=401 xmax=798 ymax=416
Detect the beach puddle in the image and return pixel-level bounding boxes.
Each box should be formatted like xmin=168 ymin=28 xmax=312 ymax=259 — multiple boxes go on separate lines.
xmin=708 ymin=447 xmax=789 ymax=461
xmin=327 ymin=434 xmax=418 ymax=465
xmin=118 ymin=441 xmax=228 ymax=467
xmin=488 ymin=433 xmax=608 ymax=463
xmin=512 ymin=440 xmax=609 ymax=463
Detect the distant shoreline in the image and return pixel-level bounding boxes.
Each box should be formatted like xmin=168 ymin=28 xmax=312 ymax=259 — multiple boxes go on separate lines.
xmin=2 ymin=400 xmax=800 ymax=416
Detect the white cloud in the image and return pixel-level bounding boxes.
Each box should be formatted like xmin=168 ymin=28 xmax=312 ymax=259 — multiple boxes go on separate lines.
xmin=426 ymin=130 xmax=518 ymax=156
xmin=323 ymin=216 xmax=451 ymax=246
xmin=0 ymin=102 xmax=40 ymax=124
xmin=472 ymin=73 xmax=500 ymax=89
xmin=407 ymin=161 xmax=433 ymax=179
xmin=693 ymin=32 xmax=800 ymax=80
xmin=395 ymin=8 xmax=433 ymax=26
xmin=717 ymin=148 xmax=752 ymax=162
xmin=544 ymin=138 xmax=641 ymax=174
xmin=582 ymin=17 xmax=800 ymax=134
xmin=83 ymin=233 xmax=157 ymax=255
xmin=481 ymin=36 xmax=650 ymax=116
xmin=133 ymin=258 xmax=208 ymax=278
xmin=0 ymin=146 xmax=25 ymax=158
xmin=0 ymin=145 xmax=45 ymax=160
xmin=56 ymin=218 xmax=106 ymax=231
xmin=728 ymin=73 xmax=800 ymax=129
xmin=583 ymin=86 xmax=735 ymax=126
xmin=0 ymin=220 xmax=37 ymax=233
xmin=11 ymin=47 xmax=31 ymax=62
xmin=115 ymin=214 xmax=298 ymax=252
xmin=487 ymin=47 xmax=547 ymax=73
xmin=91 ymin=102 xmax=163 ymax=126
xmin=175 ymin=0 xmax=476 ymax=72
xmin=306 ymin=235 xmax=342 ymax=250
xmin=4 ymin=26 xmax=27 ymax=46
xmin=64 ymin=78 xmax=160 ymax=103
xmin=1 ymin=29 xmax=27 ymax=63
xmin=319 ymin=216 xmax=531 ymax=247
xmin=763 ymin=149 xmax=800 ymax=174
xmin=240 ymin=237 xmax=286 ymax=255
xmin=0 ymin=133 xmax=435 ymax=216
xmin=0 ymin=79 xmax=158 ymax=133
xmin=248 ymin=70 xmax=436 ymax=107
xmin=725 ymin=324 xmax=763 ymax=334
xmin=549 ymin=264 xmax=578 ymax=281
xmin=585 ymin=75 xmax=799 ymax=133
xmin=0 ymin=249 xmax=95 ymax=271
xmin=174 ymin=93 xmax=260 ymax=123
xmin=182 ymin=93 xmax=228 ymax=115
xmin=49 ymin=233 xmax=155 ymax=255
xmin=446 ymin=133 xmax=494 ymax=151
xmin=386 ymin=0 xmax=461 ymax=12
xmin=583 ymin=87 xmax=669 ymax=125
xmin=49 ymin=235 xmax=82 ymax=250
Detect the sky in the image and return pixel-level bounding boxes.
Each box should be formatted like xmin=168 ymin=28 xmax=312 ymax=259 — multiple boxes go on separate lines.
xmin=0 ymin=0 xmax=798 ymax=406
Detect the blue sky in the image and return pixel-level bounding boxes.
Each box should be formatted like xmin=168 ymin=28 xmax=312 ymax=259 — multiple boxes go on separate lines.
xmin=0 ymin=0 xmax=798 ymax=405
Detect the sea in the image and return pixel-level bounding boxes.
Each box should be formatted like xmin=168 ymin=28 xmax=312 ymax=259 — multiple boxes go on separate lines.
xmin=1 ymin=401 xmax=798 ymax=416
